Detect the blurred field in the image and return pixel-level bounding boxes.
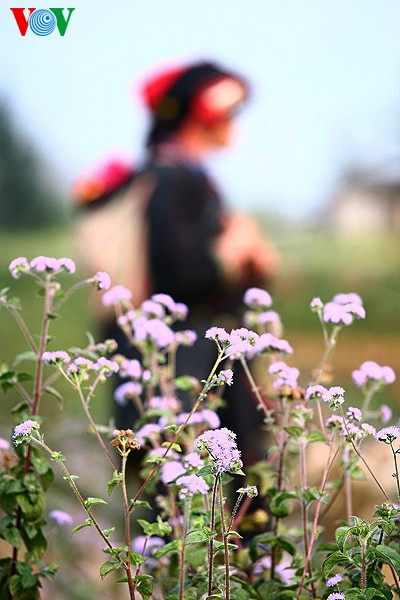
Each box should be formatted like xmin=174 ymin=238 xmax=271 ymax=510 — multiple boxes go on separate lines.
xmin=1 ymin=223 xmax=400 ymax=599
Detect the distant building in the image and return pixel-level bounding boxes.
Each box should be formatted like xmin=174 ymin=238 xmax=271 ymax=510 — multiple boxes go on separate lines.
xmin=330 ymin=160 xmax=400 ymax=234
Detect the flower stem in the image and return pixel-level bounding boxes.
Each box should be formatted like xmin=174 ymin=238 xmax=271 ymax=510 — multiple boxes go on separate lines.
xmin=219 ymin=478 xmax=230 ymax=600
xmin=208 ymin=475 xmax=219 ymax=597
xmin=390 ymin=442 xmax=400 ymax=501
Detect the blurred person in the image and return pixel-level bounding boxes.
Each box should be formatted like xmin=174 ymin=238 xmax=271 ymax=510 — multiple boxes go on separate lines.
xmin=73 ymin=59 xmax=280 ymax=467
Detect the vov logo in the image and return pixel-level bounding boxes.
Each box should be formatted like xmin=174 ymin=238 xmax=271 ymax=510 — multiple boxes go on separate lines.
xmin=11 ymin=8 xmax=75 ymax=36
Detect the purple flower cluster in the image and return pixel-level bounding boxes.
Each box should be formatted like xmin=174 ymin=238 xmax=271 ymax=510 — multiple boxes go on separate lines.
xmin=374 ymin=426 xmax=400 ymax=443
xmin=352 ymin=361 xmax=396 ymax=387
xmin=269 ymin=361 xmax=299 ymax=389
xmin=195 ymin=427 xmax=242 ymax=474
xmin=325 ymin=415 xmax=376 ymax=442
xmin=64 ymin=356 xmax=119 ymax=380
xmin=215 ymin=369 xmax=234 ymax=386
xmin=42 ymin=351 xmax=71 ymax=365
xmin=9 ymin=256 xmax=76 ymax=279
xmin=306 ymin=385 xmax=345 ymax=408
xmin=114 ymin=381 xmax=143 ymax=406
xmin=102 ymin=285 xmax=133 ymax=307
xmin=92 ymin=271 xmax=111 ymax=290
xmin=176 ymin=474 xmax=209 ymax=499
xmin=150 ymin=293 xmax=188 ymax=320
xmin=12 ymin=419 xmax=39 ymax=443
xmin=136 ymin=423 xmax=162 ymax=445
xmin=326 ymin=574 xmax=344 ymax=587
xmin=49 ymin=509 xmax=73 ymax=526
xmin=321 ymin=292 xmax=366 ymax=326
xmin=243 ymin=287 xmax=273 ymax=309
xmin=327 ymin=593 xmax=345 ymax=600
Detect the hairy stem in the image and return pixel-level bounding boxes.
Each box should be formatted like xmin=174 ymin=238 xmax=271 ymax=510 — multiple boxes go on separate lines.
xmin=208 ymin=475 xmax=219 ymax=597
xmin=219 ymin=478 xmax=230 ymax=600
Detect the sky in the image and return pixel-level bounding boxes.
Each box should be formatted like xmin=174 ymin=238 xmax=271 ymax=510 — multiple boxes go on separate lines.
xmin=1 ymin=0 xmax=400 ymax=220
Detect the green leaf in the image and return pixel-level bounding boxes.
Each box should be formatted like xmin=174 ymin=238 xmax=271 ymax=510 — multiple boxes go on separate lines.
xmin=102 ymin=528 xmax=115 ymax=539
xmin=153 ymin=539 xmax=182 ymax=558
xmin=375 ymin=544 xmax=400 ymax=575
xmin=107 ymin=471 xmax=123 ymax=496
xmin=129 ymin=552 xmax=146 ymax=566
xmin=137 ymin=517 xmax=172 ymax=537
xmin=99 ymin=559 xmax=121 ymax=579
xmin=43 ymin=386 xmax=64 ymax=406
xmin=13 ymin=351 xmax=37 ymax=365
xmin=130 ymin=499 xmax=152 ymax=511
xmin=306 ymin=431 xmax=326 ymax=443
xmin=335 ymin=525 xmax=350 ymax=551
xmin=161 ymin=441 xmax=181 ymax=452
xmin=84 ymin=497 xmax=107 ymax=509
xmin=134 ymin=574 xmax=153 ymax=600
xmin=284 ymin=426 xmax=303 ymax=438
xmin=72 ymin=518 xmax=94 ymax=536
xmin=2 ymin=527 xmax=22 ymax=548
xmin=322 ymin=550 xmax=351 ymax=576
xmin=185 ymin=529 xmax=215 ymax=544
xmin=269 ymin=491 xmax=297 ymax=517
xmin=196 ymin=465 xmax=213 ymax=477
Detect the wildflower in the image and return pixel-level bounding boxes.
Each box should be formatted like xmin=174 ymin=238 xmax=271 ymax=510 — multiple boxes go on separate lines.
xmin=42 ymin=350 xmax=71 ymax=366
xmin=269 ymin=361 xmax=299 ymax=389
xmin=205 ymin=326 xmax=230 ymax=343
xmin=327 ymin=593 xmax=345 ymax=600
xmin=380 ymin=404 xmax=393 ymax=423
xmin=132 ymin=535 xmax=165 ymax=557
xmin=306 ymin=385 xmax=331 ymax=402
xmin=110 ymin=429 xmax=141 ymax=452
xmin=172 ymin=302 xmax=189 ymax=320
xmin=92 ymin=271 xmax=111 ymax=290
xmin=343 ymin=422 xmax=363 ymax=442
xmin=326 ymin=574 xmax=344 ymax=587
xmin=136 ymin=423 xmax=162 ymax=445
xmin=333 ymin=292 xmax=363 ymax=306
xmin=49 ymin=509 xmax=73 ymax=526
xmin=151 ymin=293 xmax=176 ymax=313
xmin=141 ymin=299 xmax=165 ymax=319
xmin=216 ymin=369 xmax=234 ymax=386
xmin=12 ymin=420 xmax=39 ymax=444
xmin=352 ymin=361 xmax=395 ymax=387
xmin=243 ymin=287 xmax=273 ymax=309
xmin=195 ymin=427 xmax=243 ymax=474
xmin=310 ymin=297 xmax=323 ymax=311
xmin=346 ymin=406 xmax=362 ymax=422
xmin=114 ymin=382 xmax=143 ymax=406
xmin=225 ymin=339 xmax=254 ymax=359
xmin=176 ymin=473 xmax=209 ymax=499
xmin=148 ymin=396 xmax=180 ymax=412
xmin=133 ymin=317 xmax=175 ymax=348
xmin=102 ymin=285 xmax=132 ymax=307
xmin=0 ymin=438 xmax=10 ymax=450
xmin=323 ymin=302 xmax=353 ymax=325
xmin=250 ymin=332 xmax=293 ymax=357
xmin=325 ymin=415 xmax=344 ymax=431
xmin=183 ymin=452 xmax=204 ymax=469
xmin=200 ymin=409 xmax=221 ymax=429
xmin=329 ymin=386 xmax=345 ymax=408
xmin=375 ymin=426 xmax=400 ymax=443
xmin=174 ymin=330 xmax=197 ymax=347
xmin=119 ymin=358 xmax=142 ymax=379
xmin=58 ymin=258 xmax=76 ymax=274
xmin=95 ymin=357 xmax=119 ymax=377
xmin=255 ymin=310 xmax=281 ymax=325
xmin=361 ymin=423 xmax=376 ymax=437
xmin=9 ymin=257 xmax=30 ymax=279
xmin=160 ymin=460 xmax=186 ymax=484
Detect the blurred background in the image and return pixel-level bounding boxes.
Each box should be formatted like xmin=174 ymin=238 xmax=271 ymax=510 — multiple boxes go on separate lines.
xmin=1 ymin=1 xmax=400 ymax=598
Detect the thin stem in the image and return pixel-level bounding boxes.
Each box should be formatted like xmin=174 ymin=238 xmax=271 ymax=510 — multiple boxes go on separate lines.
xmin=219 ymin=478 xmax=230 ymax=600
xmin=208 ymin=475 xmax=219 ymax=597
xmin=240 ymin=357 xmax=272 ymax=419
xmin=76 ymin=384 xmax=118 ymax=471
xmin=12 ymin=381 xmax=33 ymax=408
xmin=179 ymin=499 xmax=191 ymax=600
xmin=342 ymin=445 xmax=353 ymax=520
xmin=297 ymin=439 xmax=340 ymax=599
xmin=361 ymin=541 xmax=367 ymax=590
xmin=121 ymin=452 xmax=135 ymax=599
xmin=6 ymin=305 xmax=38 ymax=354
xmin=390 ymin=442 xmax=400 ymax=501
xmin=299 ymin=438 xmax=317 ymax=599
xmin=52 ymin=279 xmax=94 ymax=313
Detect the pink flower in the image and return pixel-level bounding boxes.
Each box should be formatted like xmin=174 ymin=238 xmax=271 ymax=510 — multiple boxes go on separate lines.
xmin=114 ymin=382 xmax=143 ymax=406
xmin=119 ymin=359 xmax=142 ymax=379
xmin=195 ymin=427 xmax=242 ymax=474
xmin=177 ymin=474 xmax=209 ymax=498
xmin=92 ymin=271 xmax=111 ymax=290
xmin=243 ymin=287 xmax=273 ymax=308
xmin=327 ymin=593 xmax=345 ymax=600
xmin=174 ymin=330 xmax=197 ymax=347
xmin=333 ymin=292 xmax=363 ymax=306
xmin=0 ymin=438 xmax=10 ymax=450
xmin=102 ymin=285 xmax=132 ymax=307
xmin=217 ymin=369 xmax=234 ymax=386
xmin=375 ymin=426 xmax=400 ymax=442
xmin=205 ymin=327 xmax=230 ymax=343
xmin=346 ymin=406 xmax=362 ymax=422
xmin=49 ymin=509 xmax=73 ymax=526
xmin=183 ymin=452 xmax=204 ymax=469
xmin=95 ymin=357 xmax=119 ymax=376
xmin=9 ymin=257 xmax=30 ymax=279
xmin=161 ymin=460 xmax=186 ymax=484
xmin=42 ymin=351 xmax=71 ymax=365
xmin=151 ymin=293 xmax=176 ymax=312
xmin=380 ymin=404 xmax=393 ymax=424
xmin=141 ymin=299 xmax=165 ymax=319
xmin=148 ymin=396 xmax=180 ymax=412
xmin=269 ymin=361 xmax=299 ymax=388
xmin=352 ymin=361 xmax=396 ymax=386
xmin=310 ymin=297 xmax=323 ymax=310
xmin=13 ymin=420 xmax=39 ymax=441
xmin=200 ymin=409 xmax=221 ymax=429
xmin=306 ymin=385 xmax=330 ymax=402
xmin=250 ymin=333 xmax=293 ymax=357
xmin=136 ymin=423 xmax=162 ymax=445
